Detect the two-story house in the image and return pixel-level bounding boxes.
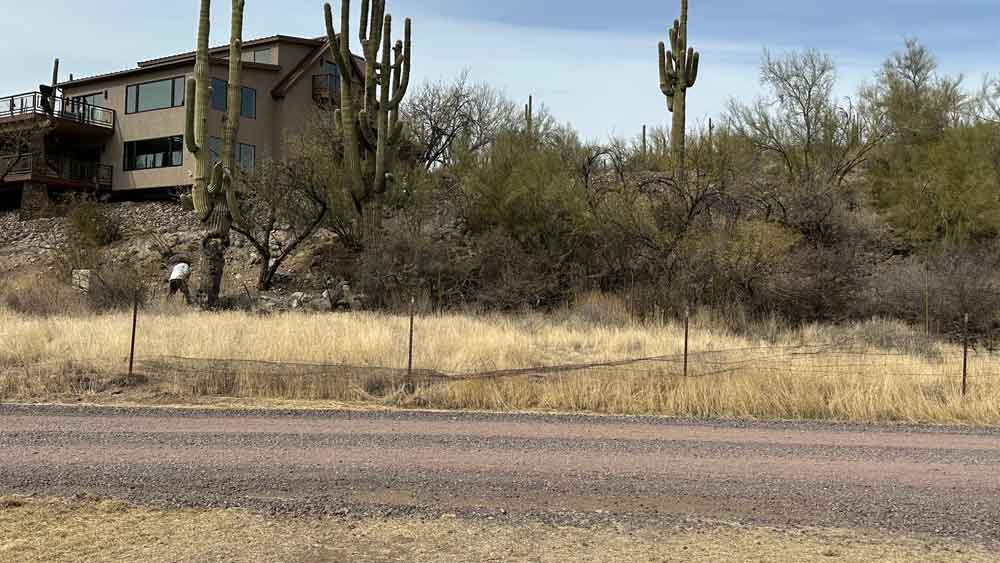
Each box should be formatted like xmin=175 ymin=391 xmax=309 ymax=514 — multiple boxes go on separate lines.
xmin=0 ymin=34 xmax=360 ymax=217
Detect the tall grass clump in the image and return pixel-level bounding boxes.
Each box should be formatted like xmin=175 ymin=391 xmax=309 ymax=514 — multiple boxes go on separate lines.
xmin=1 ymin=303 xmax=997 ymax=425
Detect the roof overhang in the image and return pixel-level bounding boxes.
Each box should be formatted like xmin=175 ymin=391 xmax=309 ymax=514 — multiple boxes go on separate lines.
xmin=59 ymin=58 xmax=280 ymax=89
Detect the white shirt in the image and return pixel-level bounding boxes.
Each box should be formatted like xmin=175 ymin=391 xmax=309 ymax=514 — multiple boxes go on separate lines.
xmin=170 ymin=263 xmax=191 ymax=281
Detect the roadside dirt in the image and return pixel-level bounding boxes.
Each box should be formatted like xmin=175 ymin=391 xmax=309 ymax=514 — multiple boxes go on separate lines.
xmin=2 ymin=496 xmax=995 ymax=563
xmin=0 ymin=405 xmax=998 ymax=549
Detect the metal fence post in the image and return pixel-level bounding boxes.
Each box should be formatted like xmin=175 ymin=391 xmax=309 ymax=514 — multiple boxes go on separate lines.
xmin=683 ymin=306 xmax=690 ymax=378
xmin=962 ymin=313 xmax=969 ymax=397
xmin=408 ymin=297 xmax=415 ymax=376
xmin=128 ymin=292 xmax=139 ymax=378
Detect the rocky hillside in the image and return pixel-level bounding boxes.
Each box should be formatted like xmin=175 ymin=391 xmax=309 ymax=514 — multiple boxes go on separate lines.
xmin=0 ymin=201 xmax=346 ymax=307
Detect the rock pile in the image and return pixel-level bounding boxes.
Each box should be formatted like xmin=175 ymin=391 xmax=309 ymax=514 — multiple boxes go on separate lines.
xmin=254 ymin=282 xmax=365 ymax=313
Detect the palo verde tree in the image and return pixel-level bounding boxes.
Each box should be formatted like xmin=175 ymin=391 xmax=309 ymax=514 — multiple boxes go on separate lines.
xmin=323 ymin=0 xmax=412 ymax=245
xmin=186 ymin=0 xmax=246 ymax=307
xmin=658 ymin=0 xmax=700 ymax=181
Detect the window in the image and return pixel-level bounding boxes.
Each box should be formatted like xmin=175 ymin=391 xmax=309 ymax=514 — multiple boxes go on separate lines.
xmin=211 ymin=78 xmax=227 ymax=112
xmin=321 ymin=61 xmax=341 ymax=94
xmin=125 ymin=77 xmax=185 ymax=114
xmin=210 ymin=79 xmax=256 ymax=119
xmin=241 ymin=47 xmax=274 ymax=64
xmin=71 ymin=93 xmax=105 ymax=121
xmin=73 ymin=93 xmax=103 ymax=107
xmin=240 ymin=87 xmax=256 ymax=119
xmin=238 ymin=143 xmax=255 ymax=172
xmin=207 ymin=138 xmax=255 ymax=172
xmin=124 ymin=136 xmax=183 ymax=171
xmin=208 ymin=136 xmax=223 ymax=167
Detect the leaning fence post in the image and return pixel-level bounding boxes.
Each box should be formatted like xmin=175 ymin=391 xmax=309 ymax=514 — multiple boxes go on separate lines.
xmin=128 ymin=291 xmax=139 ymax=378
xmin=683 ymin=306 xmax=690 ymax=378
xmin=962 ymin=313 xmax=969 ymax=397
xmin=407 ymin=296 xmax=415 ymax=376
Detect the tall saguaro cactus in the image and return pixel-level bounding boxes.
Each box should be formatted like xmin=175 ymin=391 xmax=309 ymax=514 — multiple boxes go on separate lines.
xmin=658 ymin=0 xmax=700 ymax=181
xmin=186 ymin=0 xmax=246 ymax=307
xmin=324 ymin=0 xmax=412 ymax=245
xmin=525 ymin=95 xmax=533 ymax=136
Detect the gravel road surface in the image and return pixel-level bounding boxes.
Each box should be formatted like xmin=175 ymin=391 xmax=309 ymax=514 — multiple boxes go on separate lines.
xmin=1 ymin=405 xmax=997 ymax=545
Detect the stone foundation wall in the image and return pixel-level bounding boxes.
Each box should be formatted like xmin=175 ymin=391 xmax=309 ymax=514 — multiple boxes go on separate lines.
xmin=18 ymin=183 xmax=53 ymax=220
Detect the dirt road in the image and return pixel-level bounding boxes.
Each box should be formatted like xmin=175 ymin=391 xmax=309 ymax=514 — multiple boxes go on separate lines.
xmin=1 ymin=405 xmax=997 ymax=545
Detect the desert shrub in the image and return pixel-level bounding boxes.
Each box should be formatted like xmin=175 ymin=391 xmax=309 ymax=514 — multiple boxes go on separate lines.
xmin=0 ymin=274 xmax=89 ymax=317
xmin=88 ymin=266 xmax=148 ymax=312
xmin=355 ymin=226 xmax=581 ymax=312
xmin=0 ymin=266 xmax=147 ymax=317
xmin=564 ymin=292 xmax=636 ymax=327
xmin=56 ymin=199 xmax=123 ymax=272
xmin=66 ymin=199 xmax=122 ymax=248
xmin=354 ymin=226 xmax=477 ymax=311
xmin=859 ymin=247 xmax=1000 ymax=339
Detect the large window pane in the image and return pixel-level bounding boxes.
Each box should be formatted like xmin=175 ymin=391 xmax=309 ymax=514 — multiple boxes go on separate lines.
xmin=126 ymin=86 xmax=138 ymax=114
xmin=240 ymin=87 xmax=256 ymax=119
xmin=124 ymin=136 xmax=183 ymax=171
xmin=238 ymin=143 xmax=255 ymax=172
xmin=173 ymin=77 xmax=186 ymax=107
xmin=208 ymin=136 xmax=222 ymax=167
xmin=125 ymin=77 xmax=185 ymax=114
xmin=136 ymin=80 xmax=172 ymax=112
xmin=253 ymin=48 xmax=273 ymax=64
xmin=211 ymin=78 xmax=228 ymax=112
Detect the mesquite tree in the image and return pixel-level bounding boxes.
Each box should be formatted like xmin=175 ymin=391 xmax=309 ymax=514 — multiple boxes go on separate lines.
xmin=186 ymin=0 xmax=246 ymax=307
xmin=658 ymin=0 xmax=700 ymax=181
xmin=323 ymin=0 xmax=412 ymax=245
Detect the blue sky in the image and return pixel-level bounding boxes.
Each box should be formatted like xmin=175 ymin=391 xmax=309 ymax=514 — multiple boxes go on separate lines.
xmin=2 ymin=0 xmax=998 ymax=140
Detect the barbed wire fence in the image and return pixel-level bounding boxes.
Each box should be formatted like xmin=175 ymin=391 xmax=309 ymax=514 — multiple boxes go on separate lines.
xmin=94 ymin=294 xmax=1000 ymax=403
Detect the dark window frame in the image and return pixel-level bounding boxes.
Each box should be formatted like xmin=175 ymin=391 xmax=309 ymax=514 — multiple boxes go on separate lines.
xmin=210 ymin=78 xmax=228 ymax=112
xmin=209 ymin=79 xmax=256 ymax=119
xmin=240 ymin=86 xmax=256 ymax=119
xmin=125 ymin=76 xmax=186 ymax=115
xmin=73 ymin=92 xmax=104 ymax=105
xmin=237 ymin=142 xmax=256 ymax=172
xmin=123 ymin=135 xmax=184 ymax=172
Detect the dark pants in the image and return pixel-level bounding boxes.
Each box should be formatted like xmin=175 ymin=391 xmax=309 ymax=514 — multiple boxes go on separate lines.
xmin=169 ymin=279 xmax=190 ymax=303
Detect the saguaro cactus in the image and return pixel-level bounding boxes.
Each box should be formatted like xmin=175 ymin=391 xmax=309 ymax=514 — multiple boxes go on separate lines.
xmin=186 ymin=0 xmax=245 ymax=307
xmin=525 ymin=95 xmax=533 ymax=137
xmin=324 ymin=0 xmax=412 ymax=244
xmin=658 ymin=0 xmax=700 ymax=181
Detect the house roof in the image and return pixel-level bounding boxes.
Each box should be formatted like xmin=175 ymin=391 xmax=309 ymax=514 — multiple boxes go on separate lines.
xmin=136 ymin=35 xmax=324 ymax=68
xmin=58 ymin=59 xmax=279 ymax=89
xmin=270 ymin=39 xmax=365 ymax=99
xmin=57 ymin=34 xmax=322 ymax=88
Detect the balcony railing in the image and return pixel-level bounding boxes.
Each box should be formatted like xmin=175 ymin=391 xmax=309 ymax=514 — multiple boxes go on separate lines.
xmin=0 ymin=153 xmax=112 ymax=187
xmin=0 ymin=92 xmax=115 ymax=130
xmin=312 ymin=74 xmax=341 ymax=103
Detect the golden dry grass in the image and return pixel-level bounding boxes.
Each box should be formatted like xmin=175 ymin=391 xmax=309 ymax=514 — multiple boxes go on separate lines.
xmin=0 ymin=496 xmax=993 ymax=563
xmin=1 ymin=304 xmax=999 ymax=425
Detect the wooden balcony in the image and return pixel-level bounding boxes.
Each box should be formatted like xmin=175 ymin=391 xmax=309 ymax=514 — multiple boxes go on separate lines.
xmin=0 ymin=153 xmax=112 ymax=189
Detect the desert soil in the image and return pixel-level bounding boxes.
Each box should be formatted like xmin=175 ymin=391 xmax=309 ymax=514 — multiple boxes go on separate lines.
xmin=1 ymin=405 xmax=998 ymax=561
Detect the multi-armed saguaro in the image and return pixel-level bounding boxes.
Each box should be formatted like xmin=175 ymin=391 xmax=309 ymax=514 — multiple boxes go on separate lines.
xmin=324 ymin=0 xmax=412 ymax=243
xmin=185 ymin=0 xmax=246 ymax=306
xmin=658 ymin=0 xmax=700 ymax=180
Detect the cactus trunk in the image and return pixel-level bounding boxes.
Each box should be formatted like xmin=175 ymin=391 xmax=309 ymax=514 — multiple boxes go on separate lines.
xmin=525 ymin=95 xmax=533 ymax=137
xmin=324 ymin=0 xmax=412 ymax=247
xmin=187 ymin=0 xmax=246 ymax=307
xmin=658 ymin=0 xmax=700 ymax=182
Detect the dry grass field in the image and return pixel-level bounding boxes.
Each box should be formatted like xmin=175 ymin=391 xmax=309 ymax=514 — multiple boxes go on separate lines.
xmin=0 ymin=496 xmax=993 ymax=563
xmin=1 ymin=298 xmax=998 ymax=425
